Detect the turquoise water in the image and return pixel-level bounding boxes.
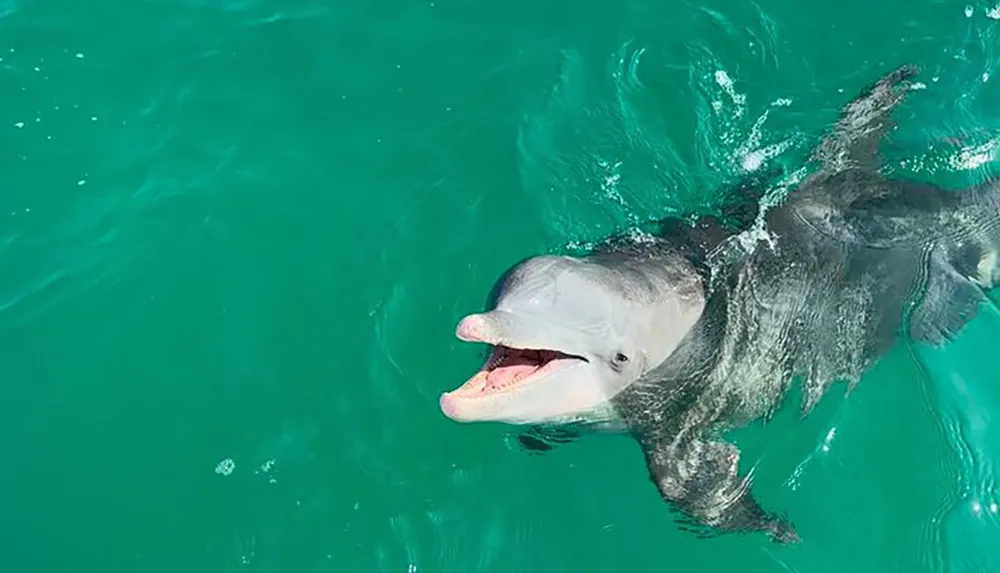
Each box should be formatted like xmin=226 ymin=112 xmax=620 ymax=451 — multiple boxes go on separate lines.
xmin=3 ymin=0 xmax=1000 ymax=571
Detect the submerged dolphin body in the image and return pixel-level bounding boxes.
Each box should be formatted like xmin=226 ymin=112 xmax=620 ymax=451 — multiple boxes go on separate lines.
xmin=439 ymin=66 xmax=1000 ymax=542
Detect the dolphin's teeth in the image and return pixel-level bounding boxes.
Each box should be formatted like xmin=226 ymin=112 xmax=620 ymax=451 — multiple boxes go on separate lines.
xmin=484 ymin=345 xmax=510 ymax=371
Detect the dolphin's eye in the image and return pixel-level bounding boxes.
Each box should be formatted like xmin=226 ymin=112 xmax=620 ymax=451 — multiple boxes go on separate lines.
xmin=614 ymin=353 xmax=629 ymax=364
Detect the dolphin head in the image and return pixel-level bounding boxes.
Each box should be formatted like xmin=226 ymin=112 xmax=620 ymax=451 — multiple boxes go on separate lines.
xmin=440 ymin=250 xmax=706 ymax=425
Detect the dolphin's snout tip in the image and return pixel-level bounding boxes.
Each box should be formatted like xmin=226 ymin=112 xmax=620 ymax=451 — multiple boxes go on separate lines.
xmin=439 ymin=392 xmax=461 ymax=421
xmin=456 ymin=314 xmax=488 ymax=342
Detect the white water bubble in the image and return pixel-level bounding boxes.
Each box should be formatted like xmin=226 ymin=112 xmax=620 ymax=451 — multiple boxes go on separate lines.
xmin=215 ymin=458 xmax=235 ymax=476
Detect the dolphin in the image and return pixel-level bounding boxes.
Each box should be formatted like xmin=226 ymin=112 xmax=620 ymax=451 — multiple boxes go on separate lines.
xmin=439 ymin=65 xmax=1000 ymax=543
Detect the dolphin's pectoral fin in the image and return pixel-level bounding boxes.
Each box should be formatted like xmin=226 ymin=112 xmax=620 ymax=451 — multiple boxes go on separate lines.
xmin=513 ymin=425 xmax=580 ymax=454
xmin=516 ymin=433 xmax=554 ymax=452
xmin=909 ymin=251 xmax=989 ymax=346
xmin=641 ymin=435 xmax=799 ymax=544
xmin=812 ymin=64 xmax=919 ymax=173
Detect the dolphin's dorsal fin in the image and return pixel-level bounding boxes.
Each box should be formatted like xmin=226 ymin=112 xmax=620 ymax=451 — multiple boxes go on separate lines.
xmin=810 ymin=65 xmax=919 ymax=174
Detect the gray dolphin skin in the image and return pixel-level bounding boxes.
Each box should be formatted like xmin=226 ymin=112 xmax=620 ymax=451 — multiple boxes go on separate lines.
xmin=439 ymin=65 xmax=1000 ymax=543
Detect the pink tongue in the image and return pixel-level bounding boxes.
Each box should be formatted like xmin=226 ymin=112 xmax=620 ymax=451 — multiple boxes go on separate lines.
xmin=485 ymin=353 xmax=540 ymax=389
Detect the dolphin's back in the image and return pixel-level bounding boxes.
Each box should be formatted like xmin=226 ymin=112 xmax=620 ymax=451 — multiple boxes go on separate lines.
xmin=600 ymin=65 xmax=1000 ymax=543
xmin=694 ymin=167 xmax=1000 ymax=423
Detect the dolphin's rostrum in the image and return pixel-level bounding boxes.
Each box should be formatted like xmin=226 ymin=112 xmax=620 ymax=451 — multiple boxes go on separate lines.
xmin=439 ymin=65 xmax=1000 ymax=543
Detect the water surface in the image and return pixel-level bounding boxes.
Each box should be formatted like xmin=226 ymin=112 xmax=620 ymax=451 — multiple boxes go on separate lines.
xmin=2 ymin=0 xmax=1000 ymax=571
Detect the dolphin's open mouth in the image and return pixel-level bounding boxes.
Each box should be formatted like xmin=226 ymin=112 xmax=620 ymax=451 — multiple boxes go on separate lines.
xmin=441 ymin=312 xmax=608 ymax=423
xmin=447 ymin=345 xmax=588 ymax=397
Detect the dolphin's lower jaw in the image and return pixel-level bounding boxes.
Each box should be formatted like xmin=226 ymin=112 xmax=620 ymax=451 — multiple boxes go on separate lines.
xmin=438 ymin=392 xmax=468 ymax=421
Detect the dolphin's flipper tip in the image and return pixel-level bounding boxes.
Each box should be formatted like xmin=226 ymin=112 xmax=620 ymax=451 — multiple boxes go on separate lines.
xmin=765 ymin=515 xmax=801 ymax=545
